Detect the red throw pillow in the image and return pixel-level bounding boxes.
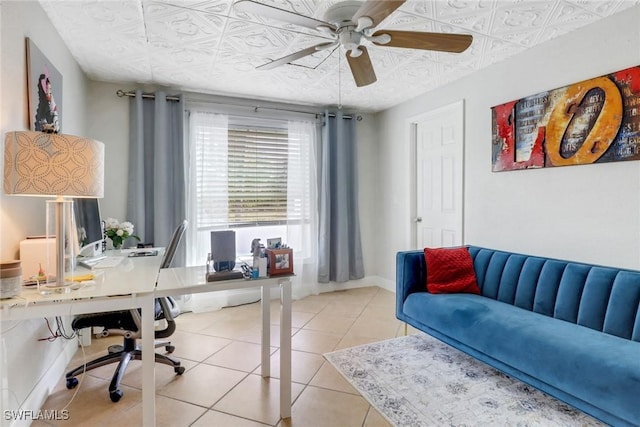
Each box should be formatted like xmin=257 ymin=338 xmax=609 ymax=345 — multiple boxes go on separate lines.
xmin=424 ymin=247 xmax=480 ymax=294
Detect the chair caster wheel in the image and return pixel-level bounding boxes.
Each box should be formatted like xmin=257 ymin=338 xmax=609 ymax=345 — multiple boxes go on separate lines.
xmin=66 ymin=378 xmax=78 ymax=389
xmin=166 ymin=345 xmax=175 ymax=353
xmin=175 ymin=366 xmax=185 ymax=375
xmin=110 ymin=389 xmax=123 ymax=402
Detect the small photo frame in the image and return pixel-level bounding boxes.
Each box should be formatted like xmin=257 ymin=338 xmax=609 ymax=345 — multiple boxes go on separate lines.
xmin=266 ymin=248 xmax=293 ymax=276
xmin=267 ymin=237 xmax=282 ymax=249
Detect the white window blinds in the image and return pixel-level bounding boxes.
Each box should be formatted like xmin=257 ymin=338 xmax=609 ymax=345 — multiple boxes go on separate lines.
xmin=192 ymin=112 xmax=311 ymax=229
xmin=227 ymin=125 xmax=289 ymax=226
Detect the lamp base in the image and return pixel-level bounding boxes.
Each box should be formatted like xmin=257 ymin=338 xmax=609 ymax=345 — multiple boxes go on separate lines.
xmin=46 ymin=199 xmax=77 ymax=288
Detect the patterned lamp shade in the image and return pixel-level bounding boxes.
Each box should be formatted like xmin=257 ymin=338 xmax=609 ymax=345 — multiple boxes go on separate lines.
xmin=3 ymin=131 xmax=104 ymax=197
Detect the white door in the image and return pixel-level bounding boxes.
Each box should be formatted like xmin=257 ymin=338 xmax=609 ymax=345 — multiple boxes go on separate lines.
xmin=415 ymin=101 xmax=464 ymax=248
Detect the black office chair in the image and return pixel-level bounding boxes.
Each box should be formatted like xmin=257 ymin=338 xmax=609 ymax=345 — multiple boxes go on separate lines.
xmin=65 ymin=220 xmax=188 ymax=402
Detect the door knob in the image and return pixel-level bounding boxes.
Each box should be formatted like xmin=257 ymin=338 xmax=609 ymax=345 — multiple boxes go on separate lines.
xmin=414 ymin=217 xmax=422 ymax=223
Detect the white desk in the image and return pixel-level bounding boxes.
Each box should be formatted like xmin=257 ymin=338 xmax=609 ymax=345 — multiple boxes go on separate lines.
xmin=0 ymin=251 xmax=162 ymax=427
xmin=0 ymin=257 xmax=292 ymax=426
xmin=156 ymin=266 xmax=292 ymax=422
xmin=0 ymin=252 xmax=163 ymax=320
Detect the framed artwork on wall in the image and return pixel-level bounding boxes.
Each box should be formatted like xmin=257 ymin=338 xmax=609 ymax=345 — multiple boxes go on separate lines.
xmin=26 ymin=37 xmax=62 ymax=133
xmin=491 ymin=65 xmax=640 ymax=172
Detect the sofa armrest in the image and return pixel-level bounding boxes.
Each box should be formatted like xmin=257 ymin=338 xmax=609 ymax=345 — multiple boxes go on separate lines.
xmin=396 ymin=251 xmax=427 ymax=315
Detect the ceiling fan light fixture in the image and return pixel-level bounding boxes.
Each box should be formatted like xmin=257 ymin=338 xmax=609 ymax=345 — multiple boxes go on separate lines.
xmin=355 ymin=16 xmax=373 ymax=32
xmin=348 ymin=47 xmax=363 ymax=58
xmin=366 ymin=33 xmax=391 ymax=45
xmin=339 ymin=28 xmax=362 ymax=50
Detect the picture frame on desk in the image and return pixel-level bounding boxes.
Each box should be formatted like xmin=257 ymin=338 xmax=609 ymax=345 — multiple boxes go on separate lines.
xmin=266 ymin=248 xmax=293 ymax=276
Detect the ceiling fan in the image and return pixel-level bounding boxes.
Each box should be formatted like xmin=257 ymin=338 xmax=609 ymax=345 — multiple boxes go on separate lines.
xmin=234 ymin=0 xmax=473 ymax=87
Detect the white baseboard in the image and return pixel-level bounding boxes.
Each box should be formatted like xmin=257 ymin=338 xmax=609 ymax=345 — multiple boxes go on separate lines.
xmin=184 ymin=288 xmax=263 ymax=313
xmin=368 ymin=275 xmax=396 ymax=293
xmin=7 ymin=338 xmax=77 ymax=427
xmin=182 ymin=275 xmax=396 ymax=313
xmin=315 ymin=275 xmax=396 ymax=294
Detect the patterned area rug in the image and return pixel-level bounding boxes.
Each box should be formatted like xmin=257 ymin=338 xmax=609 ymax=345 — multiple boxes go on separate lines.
xmin=324 ymin=333 xmax=603 ymax=427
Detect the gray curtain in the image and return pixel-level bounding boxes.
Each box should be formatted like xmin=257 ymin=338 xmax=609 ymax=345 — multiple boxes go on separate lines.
xmin=127 ymin=90 xmax=186 ymax=266
xmin=318 ymin=110 xmax=364 ymax=283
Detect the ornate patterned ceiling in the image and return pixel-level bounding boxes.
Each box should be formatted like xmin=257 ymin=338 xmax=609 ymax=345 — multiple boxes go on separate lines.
xmin=40 ymin=0 xmax=638 ymax=112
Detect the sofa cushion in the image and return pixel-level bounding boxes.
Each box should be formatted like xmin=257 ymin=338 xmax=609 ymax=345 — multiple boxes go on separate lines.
xmin=424 ymin=247 xmax=479 ymax=294
xmin=603 ymin=271 xmax=640 ymax=340
xmin=466 ymin=246 xmax=640 ymax=342
xmin=403 ymin=292 xmax=640 ymax=424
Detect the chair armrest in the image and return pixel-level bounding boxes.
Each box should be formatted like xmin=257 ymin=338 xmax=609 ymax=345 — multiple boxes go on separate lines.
xmin=154 ymin=297 xmax=177 ymax=339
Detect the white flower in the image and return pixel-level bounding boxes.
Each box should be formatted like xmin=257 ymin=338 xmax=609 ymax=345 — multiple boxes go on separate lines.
xmin=103 ymin=218 xmax=139 ymax=248
xmin=105 ymin=217 xmax=119 ymax=230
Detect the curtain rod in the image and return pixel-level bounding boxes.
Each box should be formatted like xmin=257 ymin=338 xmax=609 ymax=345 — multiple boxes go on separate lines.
xmin=115 ymin=89 xmax=359 ymax=120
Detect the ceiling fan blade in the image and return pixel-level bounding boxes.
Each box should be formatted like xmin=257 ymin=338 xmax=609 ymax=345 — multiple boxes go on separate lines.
xmin=258 ymin=43 xmax=336 ymax=70
xmin=346 ymin=46 xmax=377 ymax=87
xmin=234 ymin=0 xmax=332 ymax=30
xmin=353 ymin=0 xmax=406 ymax=28
xmin=372 ymin=30 xmax=473 ymax=53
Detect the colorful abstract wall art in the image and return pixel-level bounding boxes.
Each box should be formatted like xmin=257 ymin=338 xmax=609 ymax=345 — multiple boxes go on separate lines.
xmin=491 ymin=65 xmax=640 ymax=172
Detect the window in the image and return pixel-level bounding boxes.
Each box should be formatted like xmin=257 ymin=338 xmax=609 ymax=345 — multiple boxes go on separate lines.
xmin=186 ymin=109 xmax=319 ymax=300
xmin=192 ymin=113 xmax=309 ymax=231
xmin=227 ymin=125 xmax=289 ymax=226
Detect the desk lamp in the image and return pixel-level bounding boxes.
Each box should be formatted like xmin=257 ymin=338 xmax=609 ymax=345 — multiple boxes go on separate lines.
xmin=3 ymin=131 xmax=104 ymax=287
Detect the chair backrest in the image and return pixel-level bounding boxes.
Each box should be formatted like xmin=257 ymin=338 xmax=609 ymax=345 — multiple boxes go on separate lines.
xmin=161 ymin=220 xmax=188 ymax=269
xmin=73 ymin=220 xmax=189 ymax=340
xmin=155 ymin=220 xmax=188 ymax=335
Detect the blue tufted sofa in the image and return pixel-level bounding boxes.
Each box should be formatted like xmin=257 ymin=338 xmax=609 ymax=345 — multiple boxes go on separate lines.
xmin=396 ymin=246 xmax=640 ymax=427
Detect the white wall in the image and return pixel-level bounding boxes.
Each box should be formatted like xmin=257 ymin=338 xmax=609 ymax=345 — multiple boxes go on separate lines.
xmin=86 ymin=81 xmax=131 ymax=221
xmin=0 ymin=1 xmax=89 ymax=424
xmin=1 ymin=2 xmax=89 ymax=260
xmin=375 ymin=6 xmax=640 ymax=281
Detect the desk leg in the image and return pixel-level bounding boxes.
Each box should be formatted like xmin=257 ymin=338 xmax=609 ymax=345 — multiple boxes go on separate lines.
xmin=280 ymin=278 xmax=292 ymax=419
xmin=141 ymin=294 xmax=156 ymax=426
xmin=260 ymin=284 xmax=271 ymax=378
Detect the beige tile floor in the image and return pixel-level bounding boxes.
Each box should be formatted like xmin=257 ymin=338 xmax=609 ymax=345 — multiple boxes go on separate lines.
xmin=37 ymin=286 xmax=416 ymax=427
